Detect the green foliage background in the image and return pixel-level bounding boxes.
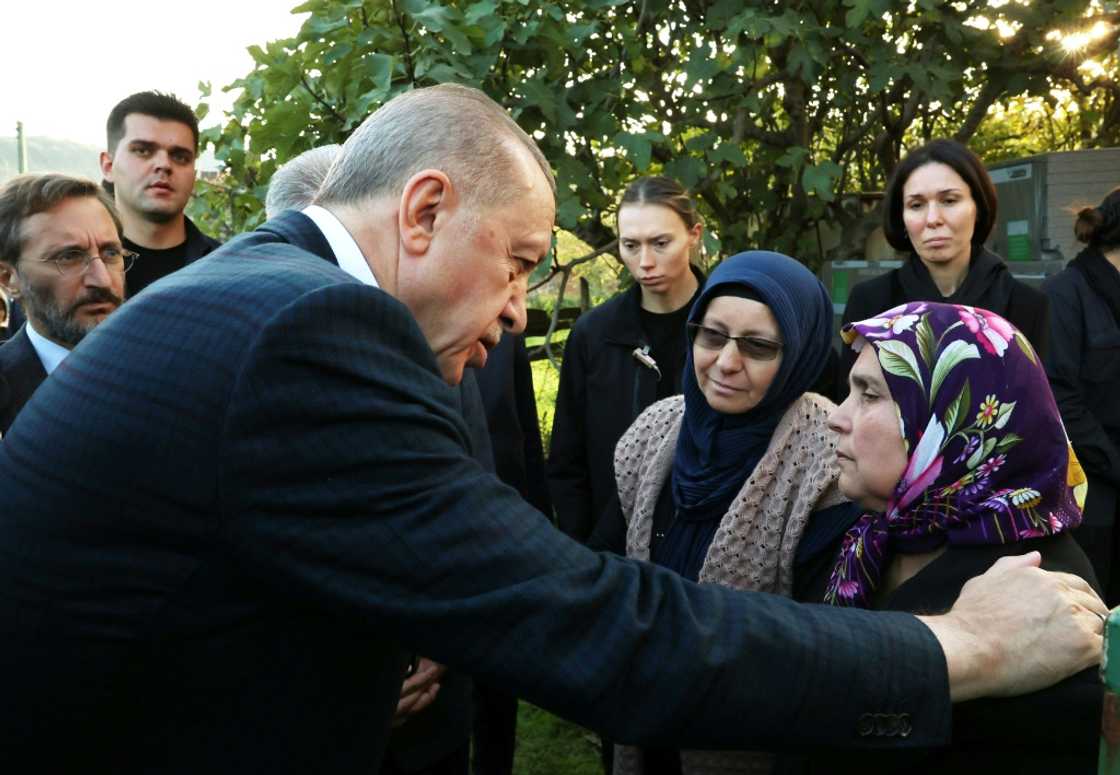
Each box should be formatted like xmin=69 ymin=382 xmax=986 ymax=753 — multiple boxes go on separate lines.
xmin=185 ymin=0 xmax=1120 ymax=441
xmin=190 ymin=0 xmax=1120 ymax=274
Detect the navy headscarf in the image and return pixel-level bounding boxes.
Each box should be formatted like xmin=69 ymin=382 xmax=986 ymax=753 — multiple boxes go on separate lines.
xmin=670 ymin=251 xmax=834 ymax=517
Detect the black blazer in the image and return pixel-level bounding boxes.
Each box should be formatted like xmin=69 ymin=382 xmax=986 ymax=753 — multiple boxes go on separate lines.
xmin=0 ymin=211 xmax=953 ymax=773
xmin=0 ymin=326 xmax=46 ymax=435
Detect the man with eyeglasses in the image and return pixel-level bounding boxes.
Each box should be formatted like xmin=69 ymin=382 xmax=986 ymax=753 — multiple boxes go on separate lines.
xmin=99 ymin=91 xmax=219 ymax=296
xmin=0 ymin=174 xmax=130 ymax=435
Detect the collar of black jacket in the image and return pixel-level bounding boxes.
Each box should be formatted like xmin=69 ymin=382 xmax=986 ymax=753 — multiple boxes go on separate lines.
xmin=601 ymin=263 xmax=705 ymax=348
xmin=182 ymin=216 xmax=222 ymax=260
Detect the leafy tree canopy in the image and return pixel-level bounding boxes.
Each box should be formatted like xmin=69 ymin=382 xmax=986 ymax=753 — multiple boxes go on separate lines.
xmin=191 ymin=0 xmax=1120 ymax=277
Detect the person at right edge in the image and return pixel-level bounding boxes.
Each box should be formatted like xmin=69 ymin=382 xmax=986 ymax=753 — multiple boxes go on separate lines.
xmin=1044 ymin=187 xmax=1120 ymax=606
xmin=837 ymin=138 xmax=1048 ymax=400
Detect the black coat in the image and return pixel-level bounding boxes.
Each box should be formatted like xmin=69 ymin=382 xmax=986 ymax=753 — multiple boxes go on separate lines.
xmin=836 ymin=250 xmax=1049 ymax=401
xmin=1043 ymin=257 xmax=1120 ymax=601
xmin=547 ymin=269 xmax=703 ymax=543
xmin=1044 ymin=262 xmax=1120 ymax=493
xmin=792 ymin=523 xmax=1101 ymax=775
xmin=475 ymin=333 xmax=551 ymax=516
xmin=0 ymin=326 xmax=46 ymax=435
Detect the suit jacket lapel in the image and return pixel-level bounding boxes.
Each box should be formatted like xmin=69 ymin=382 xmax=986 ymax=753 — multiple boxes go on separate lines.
xmin=0 ymin=327 xmax=48 ymax=433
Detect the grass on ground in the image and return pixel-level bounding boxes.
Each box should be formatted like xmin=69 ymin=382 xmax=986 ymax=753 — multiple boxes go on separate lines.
xmin=513 ymin=702 xmax=601 ymax=775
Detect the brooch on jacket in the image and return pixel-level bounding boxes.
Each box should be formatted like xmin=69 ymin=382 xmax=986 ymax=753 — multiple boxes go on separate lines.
xmin=631 ymin=345 xmax=662 ymax=381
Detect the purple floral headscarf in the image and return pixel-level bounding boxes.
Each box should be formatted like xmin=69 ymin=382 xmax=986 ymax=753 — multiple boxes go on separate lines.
xmin=824 ymin=301 xmax=1086 ymax=607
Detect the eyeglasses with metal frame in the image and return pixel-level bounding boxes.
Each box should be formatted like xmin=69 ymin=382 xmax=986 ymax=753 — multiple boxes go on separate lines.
xmin=37 ymin=246 xmax=138 ymax=276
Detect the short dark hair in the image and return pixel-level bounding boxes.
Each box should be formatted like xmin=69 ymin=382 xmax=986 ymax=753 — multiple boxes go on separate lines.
xmin=618 ymin=176 xmax=701 ymax=230
xmin=0 ymin=174 xmax=122 ymax=267
xmin=1074 ymin=187 xmax=1120 ymax=251
xmin=883 ymin=139 xmax=998 ymax=252
xmin=106 ymin=91 xmax=199 ymax=154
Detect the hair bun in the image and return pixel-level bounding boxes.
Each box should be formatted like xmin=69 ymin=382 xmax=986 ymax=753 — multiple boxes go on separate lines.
xmin=1074 ymin=206 xmax=1103 ymax=244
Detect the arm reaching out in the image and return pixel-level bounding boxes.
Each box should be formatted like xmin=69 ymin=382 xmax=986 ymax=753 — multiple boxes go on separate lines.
xmin=919 ymin=552 xmax=1106 ymax=702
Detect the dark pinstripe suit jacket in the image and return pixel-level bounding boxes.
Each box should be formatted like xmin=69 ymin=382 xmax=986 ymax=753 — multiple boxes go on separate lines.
xmin=0 ymin=212 xmax=951 ymax=773
xmin=0 ymin=326 xmax=46 ymax=435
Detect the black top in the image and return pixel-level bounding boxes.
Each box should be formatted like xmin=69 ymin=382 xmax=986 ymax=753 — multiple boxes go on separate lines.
xmin=639 ymin=302 xmax=693 ymax=401
xmin=786 ymin=509 xmax=1102 ymax=775
xmin=123 ymin=216 xmax=220 ymax=296
xmin=835 ymin=249 xmax=1049 ymax=402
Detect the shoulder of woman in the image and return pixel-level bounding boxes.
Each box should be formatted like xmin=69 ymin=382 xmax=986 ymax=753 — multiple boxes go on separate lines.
xmin=628 ymin=394 xmax=685 ymax=436
xmin=769 ymin=393 xmax=839 ymax=461
xmin=614 ymin=395 xmax=683 ymax=477
xmin=843 ymin=272 xmax=895 ymax=320
xmin=782 ymin=392 xmax=837 ymax=428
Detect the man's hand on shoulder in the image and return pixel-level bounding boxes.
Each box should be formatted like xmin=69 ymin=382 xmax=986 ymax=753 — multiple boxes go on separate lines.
xmin=918 ymin=552 xmax=1106 ymax=702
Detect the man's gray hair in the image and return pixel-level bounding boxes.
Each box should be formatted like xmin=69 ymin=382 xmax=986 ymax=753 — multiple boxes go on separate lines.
xmin=315 ymin=83 xmax=555 ymax=209
xmin=265 ymin=145 xmax=341 ymax=219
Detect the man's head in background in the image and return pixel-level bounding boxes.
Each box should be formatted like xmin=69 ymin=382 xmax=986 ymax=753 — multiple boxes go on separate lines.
xmin=100 ymin=91 xmax=199 ymax=233
xmin=265 ymin=145 xmax=341 ymax=219
xmin=0 ymin=175 xmax=128 ymax=348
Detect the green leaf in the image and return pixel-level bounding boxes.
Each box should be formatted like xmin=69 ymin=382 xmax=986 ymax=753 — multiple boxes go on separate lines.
xmin=995 ymin=433 xmax=1023 ymax=454
xmin=323 ymin=42 xmax=353 ymax=66
xmin=943 ymin=379 xmax=971 ymax=436
xmin=801 ymin=161 xmax=842 ymax=201
xmin=708 ymin=142 xmax=748 ymax=166
xmin=916 ymin=315 xmax=935 ymax=369
xmin=615 ymin=131 xmax=652 ymax=172
xmin=845 ymin=0 xmax=874 ymax=27
xmin=992 ymin=400 xmax=1016 ymax=430
xmin=707 ymin=0 xmax=743 ymax=27
xmin=930 ymin=340 xmax=980 ymax=404
xmin=465 ymin=0 xmax=498 ymax=24
xmin=967 ymin=436 xmax=997 ymax=470
xmin=362 ymin=53 xmax=395 ymax=97
xmin=685 ymin=47 xmax=721 ymax=86
xmin=876 ymin=339 xmax=924 ymax=388
xmin=662 ymin=156 xmax=706 ymax=189
xmin=556 ymin=194 xmax=583 ymax=231
xmin=776 ymin=146 xmax=808 ymax=169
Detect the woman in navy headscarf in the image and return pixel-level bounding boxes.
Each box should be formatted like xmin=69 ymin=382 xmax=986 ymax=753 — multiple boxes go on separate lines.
xmin=609 ymin=251 xmax=852 ymax=775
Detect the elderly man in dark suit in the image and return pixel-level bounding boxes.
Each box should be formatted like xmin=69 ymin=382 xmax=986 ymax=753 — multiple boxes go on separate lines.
xmin=0 ymin=84 xmax=1104 ymax=774
xmin=0 ymin=174 xmax=129 ymax=434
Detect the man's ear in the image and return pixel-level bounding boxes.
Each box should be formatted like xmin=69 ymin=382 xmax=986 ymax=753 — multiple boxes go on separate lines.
xmin=99 ymin=150 xmax=115 ymax=183
xmin=398 ymin=169 xmax=456 ymax=257
xmin=0 ymin=261 xmax=20 ymax=298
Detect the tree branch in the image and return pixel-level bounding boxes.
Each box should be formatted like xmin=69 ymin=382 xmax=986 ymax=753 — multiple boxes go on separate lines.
xmin=390 ymin=0 xmax=417 ymax=86
xmin=298 ymin=74 xmax=347 ymax=127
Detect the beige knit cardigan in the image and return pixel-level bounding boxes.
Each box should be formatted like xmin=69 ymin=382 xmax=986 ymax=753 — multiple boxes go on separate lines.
xmin=612 ymin=392 xmax=846 ymax=775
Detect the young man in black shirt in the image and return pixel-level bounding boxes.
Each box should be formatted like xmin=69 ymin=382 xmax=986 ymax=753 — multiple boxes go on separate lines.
xmin=99 ymin=91 xmax=219 ymax=295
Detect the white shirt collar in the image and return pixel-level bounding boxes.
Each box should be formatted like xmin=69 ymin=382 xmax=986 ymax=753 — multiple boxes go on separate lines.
xmin=301 ymin=205 xmax=379 ymax=288
xmin=24 ymin=320 xmax=71 ymax=375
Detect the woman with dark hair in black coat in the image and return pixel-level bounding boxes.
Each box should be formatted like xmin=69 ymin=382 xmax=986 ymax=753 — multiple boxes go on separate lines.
xmin=1044 ymin=187 xmax=1120 ymax=604
xmin=836 ymin=138 xmax=1048 ymax=399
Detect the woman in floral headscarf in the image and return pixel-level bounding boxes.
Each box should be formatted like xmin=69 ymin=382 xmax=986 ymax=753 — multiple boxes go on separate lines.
xmin=792 ymin=301 xmax=1100 ymax=774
